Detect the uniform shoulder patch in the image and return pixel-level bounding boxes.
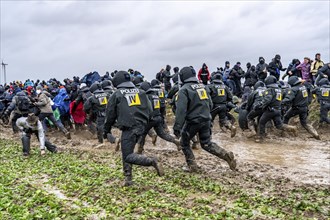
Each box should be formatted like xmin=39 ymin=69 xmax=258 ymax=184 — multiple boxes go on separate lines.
xmin=197 ymin=88 xmax=208 ymax=100
xmin=125 ymin=93 xmax=141 ymax=106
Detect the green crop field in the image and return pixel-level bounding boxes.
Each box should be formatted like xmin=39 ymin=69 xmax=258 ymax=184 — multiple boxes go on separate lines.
xmin=0 ymin=138 xmax=329 ymax=219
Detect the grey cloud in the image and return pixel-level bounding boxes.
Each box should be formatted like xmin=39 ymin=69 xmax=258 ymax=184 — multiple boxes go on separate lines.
xmin=1 ymin=1 xmax=329 ymax=83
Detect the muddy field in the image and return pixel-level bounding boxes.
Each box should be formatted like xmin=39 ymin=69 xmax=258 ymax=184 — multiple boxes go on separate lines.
xmin=2 ymin=117 xmax=330 ymax=188
xmin=0 ymin=116 xmax=329 ymax=219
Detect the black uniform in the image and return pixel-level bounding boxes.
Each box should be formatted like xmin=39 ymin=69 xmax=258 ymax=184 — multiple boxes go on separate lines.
xmin=208 ymin=75 xmax=236 ymax=137
xmin=84 ymin=85 xmax=108 ymax=143
xmin=151 ymin=80 xmax=168 ymax=131
xmin=104 ymin=71 xmax=163 ymax=186
xmin=173 ymin=67 xmax=236 ymax=171
xmin=316 ymin=63 xmax=330 ymax=86
xmin=137 ymin=82 xmax=180 ymax=153
xmin=283 ymin=83 xmax=309 ymax=125
xmin=314 ymin=79 xmax=330 ymax=124
xmin=246 ymin=82 xmax=267 ymax=133
xmin=282 ymin=76 xmax=319 ymax=139
xmin=256 ymin=76 xmax=297 ymax=142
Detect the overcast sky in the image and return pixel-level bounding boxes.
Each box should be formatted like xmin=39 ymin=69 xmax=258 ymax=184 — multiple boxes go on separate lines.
xmin=1 ymin=0 xmax=329 ymax=83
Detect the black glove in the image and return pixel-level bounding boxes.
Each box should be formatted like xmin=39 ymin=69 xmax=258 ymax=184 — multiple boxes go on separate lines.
xmin=173 ymin=129 xmax=181 ymax=139
xmin=282 ymin=68 xmax=287 ymax=71
xmin=227 ymin=102 xmax=236 ymax=109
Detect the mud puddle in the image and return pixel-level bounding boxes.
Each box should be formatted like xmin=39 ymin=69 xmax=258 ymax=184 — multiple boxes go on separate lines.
xmin=143 ymin=126 xmax=330 ymax=185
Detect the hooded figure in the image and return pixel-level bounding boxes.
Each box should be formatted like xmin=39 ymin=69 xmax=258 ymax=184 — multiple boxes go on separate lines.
xmin=256 ymin=57 xmax=268 ymax=82
xmin=163 ymin=65 xmax=173 ymax=92
xmin=267 ymin=54 xmax=287 ymax=81
xmin=198 ymin=63 xmax=210 ymax=85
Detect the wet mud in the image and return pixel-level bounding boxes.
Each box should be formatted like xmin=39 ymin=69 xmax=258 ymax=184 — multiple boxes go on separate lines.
xmin=1 ymin=120 xmax=329 ymax=189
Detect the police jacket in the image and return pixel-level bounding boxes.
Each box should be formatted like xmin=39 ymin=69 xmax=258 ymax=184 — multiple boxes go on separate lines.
xmin=104 ymin=83 xmax=152 ymax=131
xmin=84 ymin=89 xmax=108 ymax=114
xmin=247 ymin=86 xmax=267 ymax=111
xmin=282 ymin=84 xmax=308 ymax=107
xmin=261 ymin=84 xmax=282 ymax=109
xmin=167 ymin=83 xmax=179 ymax=100
xmin=173 ymin=78 xmax=213 ymax=131
xmin=315 ymin=84 xmax=330 ymax=103
xmin=146 ymin=89 xmax=162 ymax=118
xmin=208 ymin=82 xmax=232 ymax=105
xmin=152 ymin=85 xmax=166 ymax=107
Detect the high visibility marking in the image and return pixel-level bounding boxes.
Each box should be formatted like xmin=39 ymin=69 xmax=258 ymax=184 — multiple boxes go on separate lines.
xmin=197 ymin=88 xmax=208 ymax=100
xmin=98 ymin=97 xmax=108 ymax=105
xmin=125 ymin=93 xmax=141 ymax=106
xmin=302 ymin=89 xmax=308 ymax=98
xmin=217 ymin=88 xmax=225 ymax=96
xmin=159 ymin=90 xmax=164 ymax=98
xmin=276 ymin=92 xmax=282 ymax=101
xmin=321 ymin=88 xmax=329 ymax=97
xmin=154 ymin=100 xmax=160 ymax=109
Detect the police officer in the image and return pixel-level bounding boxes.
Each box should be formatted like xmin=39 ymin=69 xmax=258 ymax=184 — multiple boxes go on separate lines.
xmin=136 ymin=81 xmax=181 ymax=153
xmin=246 ymin=81 xmax=267 ymax=136
xmin=208 ymin=74 xmax=236 ymax=138
xmin=314 ymin=78 xmax=330 ymax=125
xmin=104 ymin=71 xmax=164 ymax=186
xmin=101 ymin=80 xmax=115 ymax=98
xmin=256 ymin=76 xmax=297 ymax=142
xmin=167 ymin=76 xmax=199 ymax=149
xmin=283 ymin=76 xmax=320 ymax=139
xmin=150 ymin=79 xmax=168 ymax=132
xmin=84 ymin=82 xmax=108 ymax=145
xmin=173 ymin=67 xmax=237 ymax=172
xmin=101 ymin=80 xmax=120 ymax=150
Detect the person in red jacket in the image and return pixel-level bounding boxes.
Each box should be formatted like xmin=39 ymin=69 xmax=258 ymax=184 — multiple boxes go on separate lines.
xmin=198 ymin=63 xmax=210 ymax=85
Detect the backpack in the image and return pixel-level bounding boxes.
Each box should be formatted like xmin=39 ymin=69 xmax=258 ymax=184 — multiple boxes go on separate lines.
xmin=17 ymin=95 xmax=30 ymax=112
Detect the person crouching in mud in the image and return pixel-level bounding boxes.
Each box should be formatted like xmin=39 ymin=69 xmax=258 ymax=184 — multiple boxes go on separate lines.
xmin=16 ymin=113 xmax=58 ymax=156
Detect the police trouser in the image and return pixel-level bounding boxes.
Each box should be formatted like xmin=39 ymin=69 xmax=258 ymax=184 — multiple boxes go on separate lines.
xmin=320 ymin=102 xmax=330 ymax=123
xmin=258 ymin=109 xmax=283 ymax=137
xmin=283 ymin=106 xmax=308 ymax=127
xmin=121 ymin=124 xmax=156 ymax=177
xmin=138 ymin=116 xmax=176 ymax=150
xmin=247 ymin=109 xmax=263 ymax=121
xmin=160 ymin=106 xmax=168 ymax=130
xmin=96 ymin=113 xmax=105 ymax=143
xmin=38 ymin=112 xmax=67 ymax=134
xmin=181 ymin=120 xmax=229 ymax=166
xmin=211 ymin=104 xmax=230 ymax=128
xmin=22 ymin=131 xmax=57 ymax=154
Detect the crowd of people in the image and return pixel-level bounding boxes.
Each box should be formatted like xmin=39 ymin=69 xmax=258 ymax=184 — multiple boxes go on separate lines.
xmin=0 ymin=53 xmax=329 ymax=186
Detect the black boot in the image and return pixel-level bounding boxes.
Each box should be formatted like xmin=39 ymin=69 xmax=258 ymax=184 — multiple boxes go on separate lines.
xmin=202 ymin=142 xmax=237 ymax=171
xmin=151 ymin=158 xmax=164 ymax=177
